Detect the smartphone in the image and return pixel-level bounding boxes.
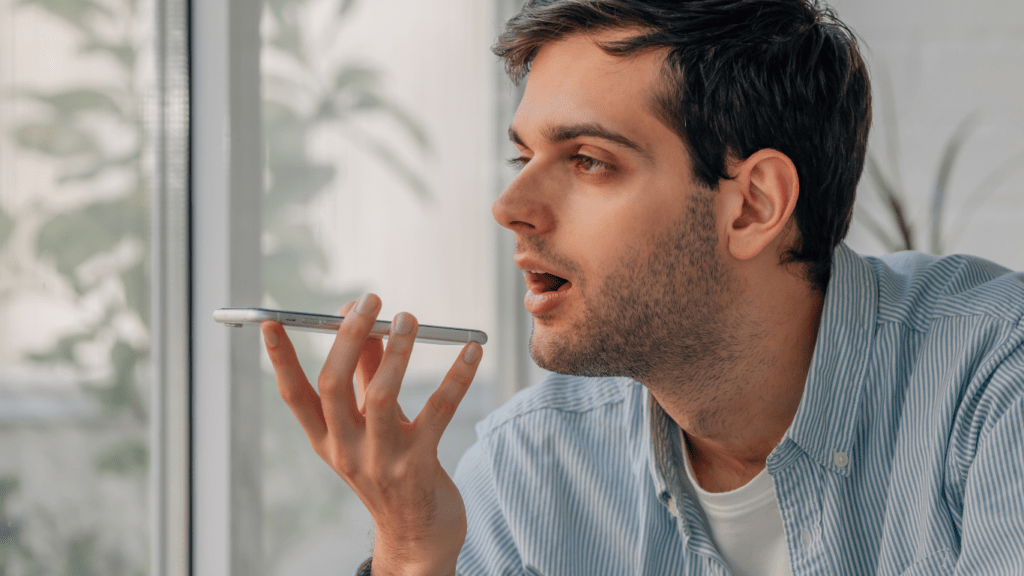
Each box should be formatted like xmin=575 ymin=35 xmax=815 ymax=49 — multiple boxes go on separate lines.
xmin=213 ymin=307 xmax=487 ymax=346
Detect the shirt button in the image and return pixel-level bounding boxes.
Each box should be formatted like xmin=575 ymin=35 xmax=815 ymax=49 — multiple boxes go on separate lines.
xmin=665 ymin=497 xmax=680 ymax=518
xmin=802 ymin=529 xmax=813 ymax=547
xmin=833 ymin=451 xmax=849 ymax=468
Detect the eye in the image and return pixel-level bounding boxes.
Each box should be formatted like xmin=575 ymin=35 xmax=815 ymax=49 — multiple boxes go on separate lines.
xmin=570 ymin=154 xmax=612 ymax=174
xmin=507 ymin=156 xmax=530 ymax=169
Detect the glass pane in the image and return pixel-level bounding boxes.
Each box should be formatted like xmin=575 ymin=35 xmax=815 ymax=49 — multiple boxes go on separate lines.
xmin=0 ymin=0 xmax=154 ymax=574
xmin=260 ymin=0 xmax=500 ymax=571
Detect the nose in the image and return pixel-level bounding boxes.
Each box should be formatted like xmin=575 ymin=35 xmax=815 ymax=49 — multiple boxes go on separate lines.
xmin=491 ymin=168 xmax=556 ymax=235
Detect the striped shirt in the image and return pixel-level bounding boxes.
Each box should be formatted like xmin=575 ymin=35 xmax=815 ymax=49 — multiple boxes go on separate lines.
xmin=452 ymin=243 xmax=1024 ymax=575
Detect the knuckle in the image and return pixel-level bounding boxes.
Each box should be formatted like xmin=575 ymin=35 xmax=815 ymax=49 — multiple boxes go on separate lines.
xmin=277 ymin=386 xmax=301 ymax=406
xmin=327 ymin=447 xmax=359 ymax=477
xmin=364 ymin=388 xmax=398 ymax=411
xmin=366 ymin=459 xmax=392 ymax=485
xmin=429 ymin=395 xmax=458 ymax=421
xmin=448 ymin=369 xmax=474 ymax=390
xmin=390 ymin=459 xmax=415 ymax=483
xmin=316 ymin=372 xmax=340 ymax=394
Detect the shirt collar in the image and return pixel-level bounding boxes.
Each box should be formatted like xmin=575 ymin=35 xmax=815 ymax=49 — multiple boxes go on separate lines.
xmin=645 ymin=391 xmax=704 ymax=541
xmin=646 ymin=391 xmax=682 ymax=509
xmin=780 ymin=242 xmax=878 ymax=476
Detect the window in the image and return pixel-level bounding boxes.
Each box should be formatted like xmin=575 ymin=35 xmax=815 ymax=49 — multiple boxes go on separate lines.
xmin=0 ymin=0 xmax=187 ymax=574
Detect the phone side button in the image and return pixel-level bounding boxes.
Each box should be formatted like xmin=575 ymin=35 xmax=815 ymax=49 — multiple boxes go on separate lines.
xmin=225 ymin=323 xmax=244 ymax=328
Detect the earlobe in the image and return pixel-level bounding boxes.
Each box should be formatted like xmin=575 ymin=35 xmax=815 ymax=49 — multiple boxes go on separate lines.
xmin=725 ymin=150 xmax=799 ymax=261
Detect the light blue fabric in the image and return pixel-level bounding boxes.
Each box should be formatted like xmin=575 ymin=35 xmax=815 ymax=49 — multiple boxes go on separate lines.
xmin=452 ymin=243 xmax=1024 ymax=575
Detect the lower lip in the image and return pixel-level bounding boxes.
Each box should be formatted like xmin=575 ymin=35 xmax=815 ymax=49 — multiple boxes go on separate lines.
xmin=524 ymin=283 xmax=573 ymax=316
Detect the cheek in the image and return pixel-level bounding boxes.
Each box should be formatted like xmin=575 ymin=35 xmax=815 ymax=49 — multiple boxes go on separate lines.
xmin=561 ymin=177 xmax=688 ymax=280
xmin=564 ymin=199 xmax=650 ymax=280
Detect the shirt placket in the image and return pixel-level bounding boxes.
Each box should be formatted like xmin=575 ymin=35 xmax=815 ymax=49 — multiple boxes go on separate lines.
xmin=770 ymin=440 xmax=831 ymax=575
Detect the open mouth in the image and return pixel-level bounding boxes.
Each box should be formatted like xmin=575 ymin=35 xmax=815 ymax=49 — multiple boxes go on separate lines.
xmin=523 ymin=269 xmax=574 ymax=316
xmin=526 ymin=271 xmax=573 ymax=294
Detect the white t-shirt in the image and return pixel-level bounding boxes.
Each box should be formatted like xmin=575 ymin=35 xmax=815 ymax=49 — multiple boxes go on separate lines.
xmin=682 ymin=437 xmax=792 ymax=576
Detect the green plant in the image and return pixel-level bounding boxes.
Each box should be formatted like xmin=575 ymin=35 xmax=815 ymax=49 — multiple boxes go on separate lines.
xmin=855 ymin=102 xmax=1024 ymax=255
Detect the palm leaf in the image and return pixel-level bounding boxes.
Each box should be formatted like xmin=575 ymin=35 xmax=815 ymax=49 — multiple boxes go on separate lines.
xmin=14 ymin=123 xmax=99 ymax=158
xmin=342 ymin=125 xmax=433 ymax=204
xmin=338 ymin=0 xmax=357 ymax=17
xmin=0 ymin=206 xmax=13 ymax=249
xmin=864 ymin=154 xmax=913 ymax=250
xmin=81 ymin=41 xmax=136 ymax=69
xmin=946 ymin=148 xmax=1024 ymax=250
xmin=929 ymin=111 xmax=981 ymax=254
xmin=877 ymin=64 xmax=906 ymax=206
xmin=18 ymin=0 xmax=113 ymax=36
xmin=23 ymin=87 xmax=124 ymax=118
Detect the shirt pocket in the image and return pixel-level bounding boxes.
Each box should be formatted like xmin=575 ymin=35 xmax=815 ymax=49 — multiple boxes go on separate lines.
xmin=898 ymin=549 xmax=955 ymax=575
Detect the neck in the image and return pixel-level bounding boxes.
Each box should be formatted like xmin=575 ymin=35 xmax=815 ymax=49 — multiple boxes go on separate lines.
xmin=647 ymin=273 xmax=824 ymax=492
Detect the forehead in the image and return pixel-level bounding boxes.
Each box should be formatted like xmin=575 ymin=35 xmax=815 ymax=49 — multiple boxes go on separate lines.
xmin=513 ymin=30 xmax=675 ymax=150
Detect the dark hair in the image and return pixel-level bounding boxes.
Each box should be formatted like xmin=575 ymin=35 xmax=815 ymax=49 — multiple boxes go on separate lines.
xmin=493 ymin=0 xmax=872 ymax=293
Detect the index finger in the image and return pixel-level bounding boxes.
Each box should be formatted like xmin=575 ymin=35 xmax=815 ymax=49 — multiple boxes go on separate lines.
xmin=261 ymin=320 xmax=328 ymax=443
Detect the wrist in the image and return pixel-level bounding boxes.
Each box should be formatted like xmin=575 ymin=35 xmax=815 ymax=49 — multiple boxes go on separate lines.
xmin=370 ymin=539 xmax=459 ymax=576
xmin=369 ymin=556 xmax=457 ymax=576
xmin=371 ymin=525 xmax=463 ymax=576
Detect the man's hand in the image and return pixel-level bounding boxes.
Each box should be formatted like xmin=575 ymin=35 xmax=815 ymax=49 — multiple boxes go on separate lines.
xmin=261 ymin=293 xmax=483 ymax=576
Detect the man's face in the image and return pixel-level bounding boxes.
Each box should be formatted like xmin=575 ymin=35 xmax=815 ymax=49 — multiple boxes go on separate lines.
xmin=492 ymin=31 xmax=738 ymax=381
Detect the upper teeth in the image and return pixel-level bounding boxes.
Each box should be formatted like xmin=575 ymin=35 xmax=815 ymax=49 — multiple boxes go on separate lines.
xmin=528 ymin=270 xmax=546 ymax=274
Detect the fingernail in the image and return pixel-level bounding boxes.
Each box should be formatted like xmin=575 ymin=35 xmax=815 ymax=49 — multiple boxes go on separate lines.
xmin=393 ymin=312 xmax=414 ymax=335
xmin=463 ymin=343 xmax=481 ymax=364
xmin=356 ymin=293 xmax=376 ymax=314
xmin=264 ymin=327 xmax=279 ymax=348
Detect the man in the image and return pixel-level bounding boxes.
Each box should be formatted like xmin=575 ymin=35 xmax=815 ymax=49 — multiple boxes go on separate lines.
xmin=261 ymin=0 xmax=1024 ymax=574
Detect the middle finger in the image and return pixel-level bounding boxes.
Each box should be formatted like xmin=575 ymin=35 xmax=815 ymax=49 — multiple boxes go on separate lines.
xmin=364 ymin=311 xmax=418 ymax=438
xmin=318 ymin=293 xmax=382 ymax=434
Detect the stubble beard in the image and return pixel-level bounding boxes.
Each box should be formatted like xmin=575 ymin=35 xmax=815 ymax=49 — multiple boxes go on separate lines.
xmin=529 ymin=186 xmax=742 ymax=387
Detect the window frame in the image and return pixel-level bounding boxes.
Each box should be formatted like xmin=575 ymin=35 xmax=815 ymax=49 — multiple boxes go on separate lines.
xmin=150 ymin=0 xmax=192 ymax=574
xmin=189 ymin=0 xmax=264 ymax=574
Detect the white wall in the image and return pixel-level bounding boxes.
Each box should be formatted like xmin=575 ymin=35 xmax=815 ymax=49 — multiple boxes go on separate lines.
xmin=829 ymin=0 xmax=1024 ymax=268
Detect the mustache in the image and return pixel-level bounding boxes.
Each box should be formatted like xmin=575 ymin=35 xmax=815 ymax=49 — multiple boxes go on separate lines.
xmin=514 ymin=237 xmax=582 ymax=278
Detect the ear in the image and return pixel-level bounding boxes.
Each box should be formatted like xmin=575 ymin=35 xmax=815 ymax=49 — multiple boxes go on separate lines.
xmin=719 ymin=149 xmax=799 ymax=261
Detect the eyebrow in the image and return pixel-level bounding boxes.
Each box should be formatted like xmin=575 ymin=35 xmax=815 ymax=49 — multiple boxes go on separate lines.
xmin=508 ymin=122 xmax=653 ymax=162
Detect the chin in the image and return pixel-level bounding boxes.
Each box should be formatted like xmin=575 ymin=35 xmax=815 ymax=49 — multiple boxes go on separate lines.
xmin=529 ymin=330 xmax=637 ymax=379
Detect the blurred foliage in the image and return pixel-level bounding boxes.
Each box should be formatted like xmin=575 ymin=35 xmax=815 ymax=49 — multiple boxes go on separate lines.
xmin=855 ymin=80 xmax=1024 ymax=254
xmin=0 ymin=207 xmax=12 ymax=249
xmin=2 ymin=0 xmax=152 ymax=573
xmin=260 ymin=0 xmax=433 ymax=570
xmin=61 ymin=536 xmax=99 ymax=576
xmin=262 ymin=0 xmax=433 ymax=312
xmin=0 ymin=477 xmax=44 ymax=576
xmin=94 ymin=438 xmax=149 ymax=476
xmin=9 ymin=0 xmax=151 ymax=418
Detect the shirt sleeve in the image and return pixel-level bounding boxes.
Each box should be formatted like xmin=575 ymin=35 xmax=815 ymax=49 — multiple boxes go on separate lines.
xmin=955 ymin=340 xmax=1024 ymax=574
xmin=452 ymin=438 xmax=525 ymax=575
